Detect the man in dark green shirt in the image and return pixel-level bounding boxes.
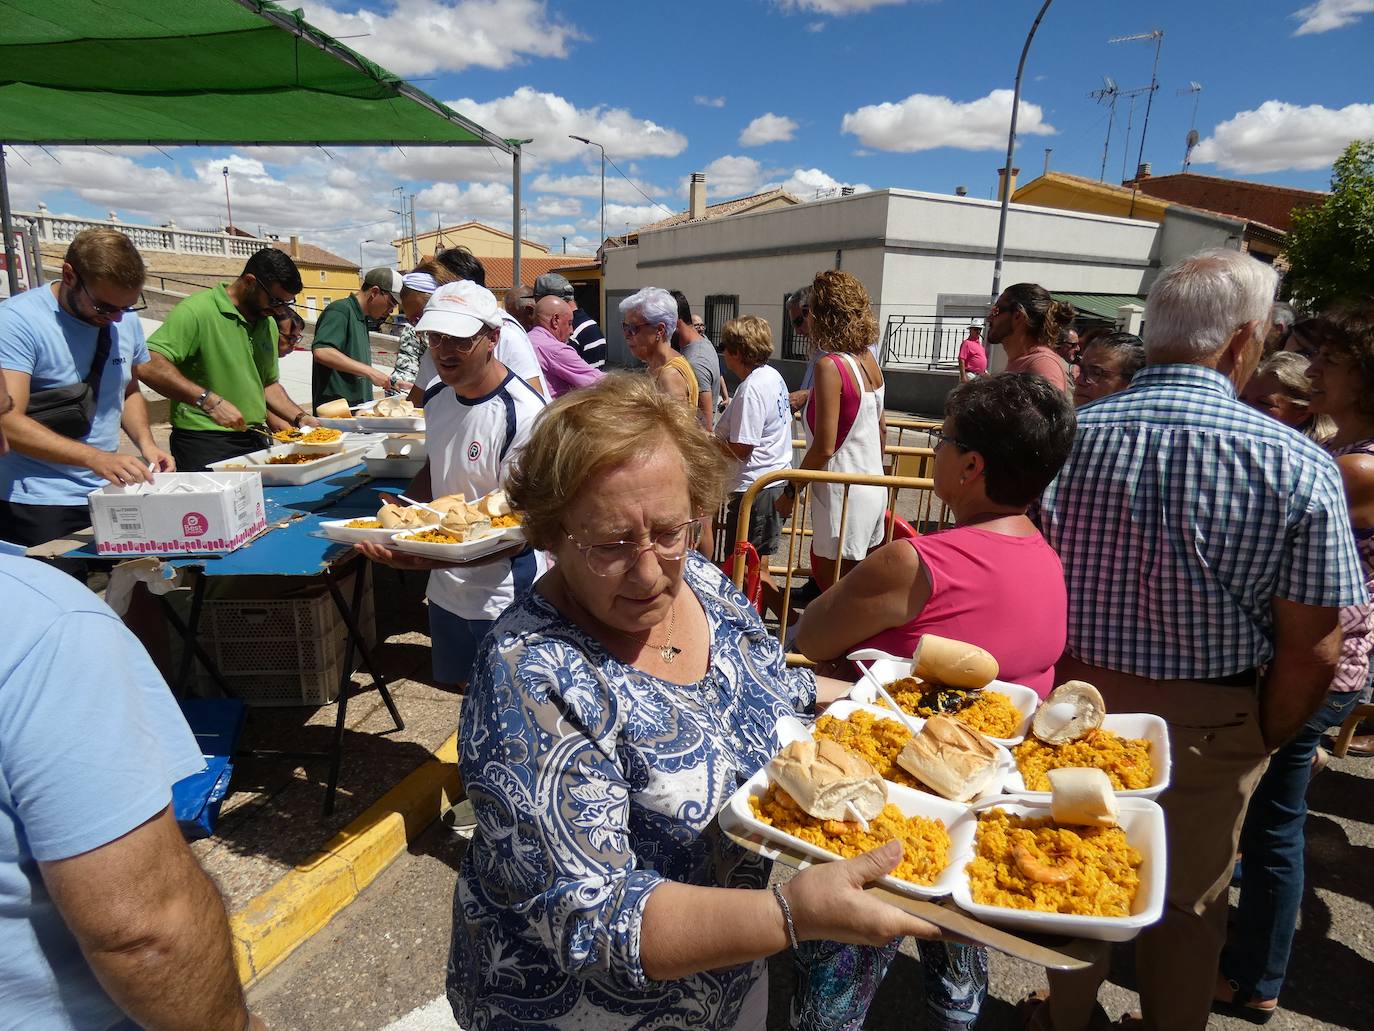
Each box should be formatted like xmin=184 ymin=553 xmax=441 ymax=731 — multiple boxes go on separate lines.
xmin=141 ymin=249 xmax=316 ymax=470
xmin=311 ymin=268 xmax=408 ymax=409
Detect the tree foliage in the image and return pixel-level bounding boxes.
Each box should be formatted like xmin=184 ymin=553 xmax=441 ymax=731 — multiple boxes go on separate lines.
xmin=1284 ymin=139 xmax=1374 ymax=311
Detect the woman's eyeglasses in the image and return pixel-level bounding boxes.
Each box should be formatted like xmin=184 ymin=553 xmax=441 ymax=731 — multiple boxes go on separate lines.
xmin=930 ymin=429 xmax=970 ymax=451
xmin=565 ymin=517 xmax=703 ymax=576
xmin=622 ymin=321 xmax=656 ymax=338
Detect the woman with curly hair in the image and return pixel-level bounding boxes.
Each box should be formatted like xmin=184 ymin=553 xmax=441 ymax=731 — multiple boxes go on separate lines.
xmin=986 ymin=283 xmax=1075 ymax=394
xmin=797 ymin=270 xmax=887 ymax=589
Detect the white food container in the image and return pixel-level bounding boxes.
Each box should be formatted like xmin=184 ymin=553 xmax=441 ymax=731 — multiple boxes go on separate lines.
xmin=88 ymin=472 xmax=267 ymax=556
xmin=821 ymin=699 xmax=1014 ymax=803
xmin=207 ymin=446 xmax=367 ymax=486
xmin=388 ymin=524 xmax=525 ymax=562
xmin=722 ymin=766 xmax=977 ymax=900
xmin=348 ymin=398 xmax=425 ymax=433
xmin=847 ymin=650 xmax=1039 ymax=747
xmin=318 ymin=515 xmax=436 ymax=545
xmin=381 ymin=434 xmax=426 ymax=458
xmin=951 ymin=796 xmax=1166 ymax=942
xmin=1003 ymin=712 xmax=1172 ymax=801
xmin=362 ymin=444 xmax=426 ymax=480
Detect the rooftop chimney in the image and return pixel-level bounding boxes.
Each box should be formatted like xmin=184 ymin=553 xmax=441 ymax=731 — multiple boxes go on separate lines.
xmin=289 ymin=234 xmax=301 ymax=257
xmin=689 ymin=172 xmax=706 ymax=221
xmin=997 ymin=167 xmax=1020 ymax=203
xmin=1134 ymin=162 xmax=1152 ymax=180
xmin=955 ymin=186 xmax=968 ymax=197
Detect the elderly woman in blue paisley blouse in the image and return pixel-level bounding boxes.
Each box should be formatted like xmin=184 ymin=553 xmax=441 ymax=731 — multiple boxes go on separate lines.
xmin=448 ymin=373 xmax=940 ymax=1031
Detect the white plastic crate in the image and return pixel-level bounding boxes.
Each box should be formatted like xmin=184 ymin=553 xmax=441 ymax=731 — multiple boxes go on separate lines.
xmin=195 ymin=569 xmax=376 ymax=706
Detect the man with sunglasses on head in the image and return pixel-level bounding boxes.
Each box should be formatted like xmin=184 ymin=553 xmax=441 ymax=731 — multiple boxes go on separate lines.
xmin=312 ymin=267 xmax=412 ymax=411
xmin=355 ymin=281 xmax=546 ymax=689
xmin=141 ymin=247 xmax=315 ymax=470
xmin=0 ymin=228 xmax=174 ymax=559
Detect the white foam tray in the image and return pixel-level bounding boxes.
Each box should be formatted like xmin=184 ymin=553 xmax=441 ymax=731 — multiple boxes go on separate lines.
xmin=950 ymin=796 xmax=1166 ymax=942
xmin=389 ymin=524 xmax=525 ymax=562
xmin=207 ymin=446 xmax=367 ymax=486
xmin=1003 ymin=712 xmax=1172 ymax=801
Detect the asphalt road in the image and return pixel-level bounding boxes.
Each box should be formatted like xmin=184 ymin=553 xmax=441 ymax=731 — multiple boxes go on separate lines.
xmin=249 ymin=737 xmax=1373 ymax=1031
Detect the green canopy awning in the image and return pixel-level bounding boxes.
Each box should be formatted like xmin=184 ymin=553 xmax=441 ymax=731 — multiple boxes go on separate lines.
xmin=0 ymin=0 xmax=512 ymax=149
xmin=0 ymin=0 xmax=528 ymax=292
xmin=1052 ymin=292 xmax=1146 ymax=322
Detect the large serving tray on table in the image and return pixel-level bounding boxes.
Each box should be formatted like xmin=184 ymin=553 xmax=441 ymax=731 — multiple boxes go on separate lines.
xmin=822 ymin=699 xmax=1015 ymax=802
xmin=1002 ymin=712 xmax=1172 ymax=801
xmin=208 ymin=445 xmax=367 ymax=486
xmin=361 ymin=443 xmax=426 ymax=480
xmin=847 ymin=650 xmax=1039 ymax=747
xmin=951 ymin=797 xmax=1167 ymax=943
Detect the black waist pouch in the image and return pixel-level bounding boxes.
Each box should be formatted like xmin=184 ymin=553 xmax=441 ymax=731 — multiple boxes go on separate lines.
xmin=24 ymin=323 xmax=110 ymax=439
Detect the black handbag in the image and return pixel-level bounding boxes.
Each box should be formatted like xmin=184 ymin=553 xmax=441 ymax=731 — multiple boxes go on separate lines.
xmin=25 ymin=323 xmax=112 ymax=439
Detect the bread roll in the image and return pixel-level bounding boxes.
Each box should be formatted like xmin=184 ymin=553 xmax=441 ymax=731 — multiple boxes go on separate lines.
xmin=767 ymin=738 xmax=887 ymax=822
xmin=1032 ymin=681 xmax=1106 ymax=745
xmin=315 ymin=398 xmax=352 ymax=419
xmin=373 ymin=397 xmax=417 ymax=418
xmin=913 ymin=634 xmax=999 ymax=690
xmin=440 ymin=508 xmax=493 ymax=541
xmin=1048 ymin=768 xmax=1119 ymax=827
xmin=475 ymin=490 xmax=512 ymax=518
xmin=428 ymin=494 xmax=468 ymax=515
xmin=896 ymin=715 xmax=1000 ymax=802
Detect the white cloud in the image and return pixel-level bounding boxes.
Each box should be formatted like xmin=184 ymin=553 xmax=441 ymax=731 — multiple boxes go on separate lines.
xmin=532 ymin=196 xmax=583 ymax=218
xmin=448 ymin=87 xmax=688 ymax=163
xmin=739 ymin=113 xmax=799 ymax=147
xmin=779 ymin=168 xmax=871 ymax=199
xmin=1191 ymin=100 xmax=1374 ymax=172
xmin=695 ymin=95 xmax=727 ymax=108
xmin=376 ymin=146 xmax=515 ymax=185
xmin=840 ymin=89 xmax=1055 ymax=152
xmin=775 ymin=0 xmax=913 ymax=13
xmin=413 ymin=181 xmax=513 ymax=221
xmin=529 ymin=172 xmax=667 ymax=203
xmin=296 ymin=0 xmax=578 ymax=76
xmin=693 ymin=155 xmax=775 ymax=198
xmin=1292 ymin=0 xmax=1374 ymax=35
xmin=606 ymin=203 xmax=671 ymax=231
xmin=806 ymin=21 xmax=826 ymax=32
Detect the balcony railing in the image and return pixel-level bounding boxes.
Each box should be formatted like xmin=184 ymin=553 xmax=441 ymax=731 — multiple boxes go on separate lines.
xmin=881 ymin=315 xmax=971 ymax=369
xmin=18 ymin=207 xmax=264 ymax=259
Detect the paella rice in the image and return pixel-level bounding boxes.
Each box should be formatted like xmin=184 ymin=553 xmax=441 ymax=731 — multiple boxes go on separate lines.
xmin=344 ymin=518 xmax=383 ymax=529
xmin=266 ymin=452 xmax=326 ymax=465
xmin=273 ymin=427 xmax=342 ymax=444
xmin=749 ymin=783 xmax=950 ymax=885
xmin=1012 ymin=729 xmax=1153 ymax=791
xmin=881 ymin=677 xmax=1023 ymax=738
xmin=404 ymin=528 xmax=466 ymax=544
xmin=490 ymin=513 xmax=521 ymax=528
xmin=814 ymin=711 xmax=927 ymax=791
xmin=966 ymin=808 xmax=1141 ymax=915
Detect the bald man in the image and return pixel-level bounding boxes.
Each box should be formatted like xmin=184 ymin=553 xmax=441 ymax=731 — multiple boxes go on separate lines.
xmin=528 ymin=296 xmax=603 ymax=398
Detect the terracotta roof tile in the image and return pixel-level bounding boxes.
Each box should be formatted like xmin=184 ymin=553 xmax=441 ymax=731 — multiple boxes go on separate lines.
xmin=270 ymin=241 xmax=358 ymax=270
xmin=606 ymin=188 xmax=802 ymax=246
xmin=479 ymin=256 xmax=596 ymax=291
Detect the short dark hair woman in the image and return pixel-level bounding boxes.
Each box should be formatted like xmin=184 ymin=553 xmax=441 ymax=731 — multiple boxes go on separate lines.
xmin=793 ymin=372 xmax=1076 ymax=1030
xmin=1073 ymin=329 xmax=1145 ymax=406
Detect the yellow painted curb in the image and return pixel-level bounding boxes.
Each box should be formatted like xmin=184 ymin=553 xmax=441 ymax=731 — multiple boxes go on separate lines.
xmin=231 ymin=731 xmax=462 ymax=986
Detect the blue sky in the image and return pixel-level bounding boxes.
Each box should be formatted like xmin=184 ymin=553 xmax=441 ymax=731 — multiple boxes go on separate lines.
xmin=7 ymin=0 xmax=1372 ymax=266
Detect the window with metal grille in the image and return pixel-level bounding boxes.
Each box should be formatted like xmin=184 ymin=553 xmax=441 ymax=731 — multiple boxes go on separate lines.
xmin=781 ymin=292 xmax=810 ymax=361
xmin=703 ymin=294 xmax=739 ymax=343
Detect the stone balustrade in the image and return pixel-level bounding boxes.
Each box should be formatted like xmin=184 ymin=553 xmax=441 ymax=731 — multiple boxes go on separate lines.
xmin=18 ymin=205 xmax=264 ymax=259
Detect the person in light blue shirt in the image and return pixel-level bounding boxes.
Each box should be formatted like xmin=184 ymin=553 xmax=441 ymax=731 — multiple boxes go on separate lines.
xmin=0 ymin=228 xmax=173 ymax=555
xmin=0 ymin=363 xmax=260 ymax=1031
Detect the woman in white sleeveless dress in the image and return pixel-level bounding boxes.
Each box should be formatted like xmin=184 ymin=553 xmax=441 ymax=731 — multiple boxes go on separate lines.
xmin=798 ymin=270 xmax=887 ymax=590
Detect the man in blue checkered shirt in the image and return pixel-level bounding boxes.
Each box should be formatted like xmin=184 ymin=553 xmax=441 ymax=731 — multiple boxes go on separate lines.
xmin=1030 ymin=249 xmax=1365 ymax=1031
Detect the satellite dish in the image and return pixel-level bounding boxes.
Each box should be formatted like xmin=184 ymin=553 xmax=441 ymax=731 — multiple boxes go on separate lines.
xmin=1186 ymin=129 xmax=1199 ymax=147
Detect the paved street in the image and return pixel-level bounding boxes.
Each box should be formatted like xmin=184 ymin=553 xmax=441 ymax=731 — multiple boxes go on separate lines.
xmin=250 ymin=743 xmax=1373 ymax=1030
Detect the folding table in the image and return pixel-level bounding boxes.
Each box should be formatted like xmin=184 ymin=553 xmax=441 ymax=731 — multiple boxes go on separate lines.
xmin=71 ymin=469 xmax=412 ymax=815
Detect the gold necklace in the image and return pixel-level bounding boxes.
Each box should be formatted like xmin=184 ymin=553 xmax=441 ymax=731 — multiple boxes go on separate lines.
xmin=604 ymin=601 xmax=681 ymax=663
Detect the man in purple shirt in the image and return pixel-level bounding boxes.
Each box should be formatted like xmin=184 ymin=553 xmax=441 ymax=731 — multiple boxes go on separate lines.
xmin=530 ymin=296 xmax=603 ymax=398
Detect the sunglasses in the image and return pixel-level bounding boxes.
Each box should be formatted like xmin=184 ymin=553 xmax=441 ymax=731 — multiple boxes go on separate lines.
xmin=255 ymin=280 xmax=295 ymax=313
xmin=75 ymin=275 xmax=147 ymax=316
xmin=421 ymin=330 xmax=487 ymax=353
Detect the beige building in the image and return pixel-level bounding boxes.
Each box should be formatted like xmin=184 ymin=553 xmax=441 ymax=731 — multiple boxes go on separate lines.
xmin=393 ymin=220 xmax=568 ymax=267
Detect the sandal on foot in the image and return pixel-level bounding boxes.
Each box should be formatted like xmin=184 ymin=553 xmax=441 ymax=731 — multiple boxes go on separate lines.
xmin=1213 ymin=978 xmax=1277 ymax=1025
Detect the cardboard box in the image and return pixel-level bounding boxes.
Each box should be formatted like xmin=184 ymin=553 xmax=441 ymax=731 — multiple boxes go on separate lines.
xmin=88 ymin=472 xmax=268 ymax=556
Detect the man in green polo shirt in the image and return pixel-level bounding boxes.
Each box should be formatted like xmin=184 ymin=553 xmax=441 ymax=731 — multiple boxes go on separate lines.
xmin=311 ymin=267 xmax=410 ymax=410
xmin=141 ymin=248 xmax=317 ymax=470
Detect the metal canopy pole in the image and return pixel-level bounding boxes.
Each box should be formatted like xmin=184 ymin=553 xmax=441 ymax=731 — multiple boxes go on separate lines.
xmin=990 ymin=0 xmax=1054 ymax=302
xmin=0 ymin=145 xmax=19 ymax=295
xmin=510 ymin=139 xmax=532 ymax=291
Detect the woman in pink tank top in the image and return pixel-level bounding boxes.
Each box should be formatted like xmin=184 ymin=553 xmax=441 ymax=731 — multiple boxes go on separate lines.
xmin=789 ymin=373 xmax=1077 ymax=1031
xmin=795 ymin=372 xmax=1077 ymax=696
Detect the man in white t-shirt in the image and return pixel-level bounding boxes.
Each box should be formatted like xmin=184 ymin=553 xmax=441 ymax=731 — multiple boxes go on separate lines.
xmin=715 ymin=316 xmax=792 ymax=610
xmin=359 ymin=281 xmax=546 ymax=688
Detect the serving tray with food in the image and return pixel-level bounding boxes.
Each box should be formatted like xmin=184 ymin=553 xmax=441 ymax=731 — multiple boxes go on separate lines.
xmin=387 ymin=490 xmax=524 ymax=562
xmin=318 ymin=498 xmax=441 ymax=544
xmin=951 ymin=785 xmax=1166 ymax=943
xmin=1003 ymin=681 xmax=1171 ymax=800
xmin=207 ymin=445 xmax=368 ymax=486
xmin=847 ymin=636 xmax=1038 ymax=746
xmin=315 ymin=396 xmax=426 ymax=432
xmin=817 ymin=700 xmax=1014 ymax=803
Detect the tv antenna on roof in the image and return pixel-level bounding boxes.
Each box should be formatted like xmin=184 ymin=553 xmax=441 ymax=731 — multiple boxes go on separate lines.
xmin=1089 ymin=76 xmax=1153 ymax=182
xmin=1109 ymin=29 xmax=1165 ymax=175
xmin=1178 ymin=81 xmax=1203 ymax=171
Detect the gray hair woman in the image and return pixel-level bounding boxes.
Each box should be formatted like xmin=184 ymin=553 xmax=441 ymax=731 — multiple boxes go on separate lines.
xmin=619 ymin=286 xmax=699 ymax=411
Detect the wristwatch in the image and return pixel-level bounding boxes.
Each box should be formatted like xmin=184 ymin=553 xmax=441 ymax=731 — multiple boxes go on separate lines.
xmin=291 ymin=411 xmax=307 ymax=428
xmin=193 ymin=388 xmax=213 ymax=411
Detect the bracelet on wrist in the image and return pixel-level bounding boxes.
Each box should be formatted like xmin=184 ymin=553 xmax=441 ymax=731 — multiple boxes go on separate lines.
xmin=291 ymin=411 xmax=306 ymax=427
xmin=771 ymin=884 xmax=799 ymax=952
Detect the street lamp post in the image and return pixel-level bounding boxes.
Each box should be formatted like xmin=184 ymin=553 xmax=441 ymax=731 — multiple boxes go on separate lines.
xmin=990 ymin=0 xmax=1054 ymax=302
xmin=222 ymin=166 xmax=233 ymax=232
xmin=569 ymin=134 xmax=606 ymax=248
xmin=358 ymin=238 xmax=372 ymax=276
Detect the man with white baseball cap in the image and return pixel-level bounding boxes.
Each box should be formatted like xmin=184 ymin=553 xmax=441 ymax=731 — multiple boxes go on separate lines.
xmin=312 ymin=266 xmax=412 ymax=410
xmin=356 ymin=281 xmax=547 ymax=688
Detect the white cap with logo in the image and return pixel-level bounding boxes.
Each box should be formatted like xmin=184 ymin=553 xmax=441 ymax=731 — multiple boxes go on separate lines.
xmin=416 ymin=281 xmax=503 ymax=338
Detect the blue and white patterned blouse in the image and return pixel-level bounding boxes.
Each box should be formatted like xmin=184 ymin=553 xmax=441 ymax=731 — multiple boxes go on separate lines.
xmin=448 ymin=552 xmax=816 ymax=1030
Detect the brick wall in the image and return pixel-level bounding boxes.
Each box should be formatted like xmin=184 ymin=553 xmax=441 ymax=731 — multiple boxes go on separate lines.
xmin=1135 ymin=176 xmax=1324 ymax=233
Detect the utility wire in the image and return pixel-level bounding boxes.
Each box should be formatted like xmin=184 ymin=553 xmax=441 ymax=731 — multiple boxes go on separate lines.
xmin=602 ymin=152 xmax=675 ymax=216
